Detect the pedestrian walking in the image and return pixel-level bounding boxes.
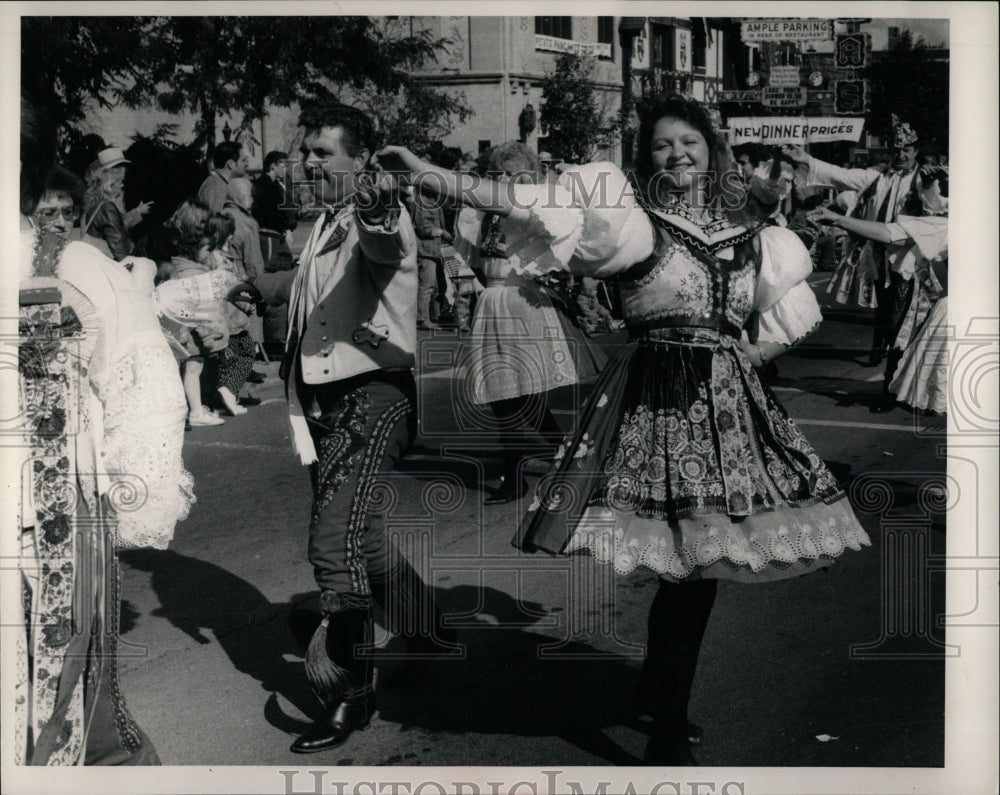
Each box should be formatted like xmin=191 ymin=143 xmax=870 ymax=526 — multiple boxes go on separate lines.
xmin=154 ymin=200 xmax=233 ymax=428
xmin=197 ymin=140 xmax=249 ymax=213
xmin=406 ymin=183 xmax=453 ymax=329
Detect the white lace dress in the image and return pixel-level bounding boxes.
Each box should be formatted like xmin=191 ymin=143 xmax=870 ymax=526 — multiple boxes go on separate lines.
xmin=57 ymin=242 xmax=195 ymax=548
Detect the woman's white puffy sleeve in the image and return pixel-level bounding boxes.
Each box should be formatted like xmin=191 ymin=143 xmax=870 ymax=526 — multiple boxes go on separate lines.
xmin=503 ymin=180 xmax=585 ymax=275
xmin=887 ymin=214 xmax=948 ymax=262
xmin=755 ymin=226 xmax=823 ymax=346
xmin=556 ymin=162 xmax=655 ymax=277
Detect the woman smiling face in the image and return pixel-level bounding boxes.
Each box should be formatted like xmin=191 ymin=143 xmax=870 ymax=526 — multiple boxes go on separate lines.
xmin=649 ymin=116 xmax=711 ymax=189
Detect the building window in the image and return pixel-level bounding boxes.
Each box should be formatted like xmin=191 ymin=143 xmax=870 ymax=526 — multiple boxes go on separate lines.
xmin=598 ymin=16 xmax=615 ymax=60
xmin=535 ymin=17 xmax=572 ymax=39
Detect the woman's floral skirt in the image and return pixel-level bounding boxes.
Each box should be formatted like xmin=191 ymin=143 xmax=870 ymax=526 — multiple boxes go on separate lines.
xmin=515 ymin=333 xmax=871 ymax=582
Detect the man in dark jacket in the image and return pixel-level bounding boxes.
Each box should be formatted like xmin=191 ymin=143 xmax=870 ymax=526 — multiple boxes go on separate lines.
xmin=252 ymin=150 xmax=298 ymax=272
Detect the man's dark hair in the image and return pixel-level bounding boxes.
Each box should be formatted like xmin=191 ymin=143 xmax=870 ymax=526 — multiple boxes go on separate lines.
xmin=263 ymin=150 xmax=288 ymax=173
xmin=298 ymin=98 xmax=376 ymax=157
xmin=212 ymin=140 xmax=243 ymax=170
xmin=732 ymin=142 xmax=769 ymax=168
xmin=44 ymin=164 xmax=86 ymax=209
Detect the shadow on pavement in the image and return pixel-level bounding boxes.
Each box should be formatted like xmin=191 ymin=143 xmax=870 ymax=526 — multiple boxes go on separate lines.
xmin=371 ymin=583 xmax=645 ymax=765
xmin=120 ymin=548 xmax=318 ymax=734
xmin=120 ymin=550 xmax=648 ymax=763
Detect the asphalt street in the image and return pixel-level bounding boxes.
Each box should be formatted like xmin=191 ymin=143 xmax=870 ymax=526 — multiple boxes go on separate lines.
xmin=113 ymin=274 xmax=949 ymax=770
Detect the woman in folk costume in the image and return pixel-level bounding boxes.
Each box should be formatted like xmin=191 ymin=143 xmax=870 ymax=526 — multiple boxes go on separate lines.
xmin=16 ymin=96 xmax=194 ymax=765
xmin=451 ymin=141 xmax=607 ymax=505
xmin=784 ymin=115 xmax=934 ymax=410
xmin=809 ymin=170 xmax=950 ymax=415
xmin=375 ymin=93 xmax=871 ymax=765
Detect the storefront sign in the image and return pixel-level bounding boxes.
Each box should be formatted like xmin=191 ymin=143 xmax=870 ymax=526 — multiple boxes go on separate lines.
xmin=761 ymin=86 xmax=808 ymax=107
xmin=741 ymin=19 xmax=833 ymax=43
xmin=728 ymin=116 xmax=865 ymax=144
xmin=535 ymin=35 xmax=612 ymax=59
xmin=768 ymin=66 xmax=801 ymax=87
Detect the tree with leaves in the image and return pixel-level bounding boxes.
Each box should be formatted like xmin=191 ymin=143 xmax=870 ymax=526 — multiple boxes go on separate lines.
xmin=865 ymin=29 xmax=949 ymax=153
xmin=22 ymin=16 xmax=149 ymax=128
xmin=540 ymin=54 xmax=620 ymax=164
xmin=22 ymin=16 xmax=472 ymax=163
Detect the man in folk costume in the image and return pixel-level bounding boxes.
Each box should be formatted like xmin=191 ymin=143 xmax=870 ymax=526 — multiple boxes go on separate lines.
xmin=786 ymin=115 xmax=925 ymax=410
xmin=281 ymin=99 xmax=455 ymax=754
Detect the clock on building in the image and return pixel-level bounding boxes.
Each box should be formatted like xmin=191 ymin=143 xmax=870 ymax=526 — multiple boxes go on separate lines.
xmin=808 ymin=70 xmax=825 ymax=87
xmin=746 ymin=71 xmax=761 ymax=87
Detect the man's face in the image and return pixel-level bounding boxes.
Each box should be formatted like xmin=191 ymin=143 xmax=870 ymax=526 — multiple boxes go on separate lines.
xmin=891 ymin=144 xmax=917 ymax=171
xmin=736 ymin=154 xmax=755 ymax=180
xmin=33 ymin=191 xmax=78 ymax=239
xmin=301 ymin=126 xmax=368 ymax=204
xmin=230 ymin=149 xmax=250 ymax=177
xmin=271 ymin=160 xmax=287 ymax=181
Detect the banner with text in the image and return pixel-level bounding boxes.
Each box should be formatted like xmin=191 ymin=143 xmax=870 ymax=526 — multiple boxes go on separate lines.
xmin=741 ymin=19 xmax=833 ymax=43
xmin=728 ymin=117 xmax=865 ymax=144
xmin=535 ymin=35 xmax=612 ymax=59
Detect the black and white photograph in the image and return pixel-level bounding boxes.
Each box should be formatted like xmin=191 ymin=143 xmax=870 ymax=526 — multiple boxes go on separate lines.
xmin=1 ymin=3 xmax=997 ymax=794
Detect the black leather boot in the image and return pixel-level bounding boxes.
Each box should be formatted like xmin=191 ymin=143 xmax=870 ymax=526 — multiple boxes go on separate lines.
xmin=370 ymin=556 xmax=458 ymax=685
xmin=291 ymin=594 xmax=376 ymax=754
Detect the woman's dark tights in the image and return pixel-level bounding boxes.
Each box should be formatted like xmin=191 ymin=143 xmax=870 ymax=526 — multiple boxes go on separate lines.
xmin=643 ymin=578 xmax=718 ymax=740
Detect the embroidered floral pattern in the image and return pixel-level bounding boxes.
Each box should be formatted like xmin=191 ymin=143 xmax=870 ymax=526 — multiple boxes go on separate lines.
xmin=595 ymin=394 xmax=725 ymax=518
xmin=725 ymin=263 xmax=755 ymax=329
xmin=311 ymin=388 xmax=373 ymax=524
xmin=19 ymin=286 xmax=89 ymax=765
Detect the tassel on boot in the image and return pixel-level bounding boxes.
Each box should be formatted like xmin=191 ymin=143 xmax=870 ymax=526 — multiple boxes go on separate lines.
xmin=291 ymin=595 xmax=377 ymax=754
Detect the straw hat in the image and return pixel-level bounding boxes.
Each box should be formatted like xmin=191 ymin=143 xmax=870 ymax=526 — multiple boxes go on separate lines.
xmin=96 ymin=147 xmax=131 ymax=170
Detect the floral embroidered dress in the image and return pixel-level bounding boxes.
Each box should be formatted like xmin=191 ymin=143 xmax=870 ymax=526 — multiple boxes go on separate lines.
xmin=887 ymin=204 xmax=949 ymax=413
xmin=452 ymin=185 xmax=606 ymax=405
xmin=16 ymin=230 xmax=193 ymax=765
xmin=514 ymin=163 xmax=871 ymax=582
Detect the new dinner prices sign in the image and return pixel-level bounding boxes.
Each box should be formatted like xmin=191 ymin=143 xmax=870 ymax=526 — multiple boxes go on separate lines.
xmin=729 ymin=117 xmax=865 ymax=144
xmin=741 ymin=19 xmax=833 ymax=43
